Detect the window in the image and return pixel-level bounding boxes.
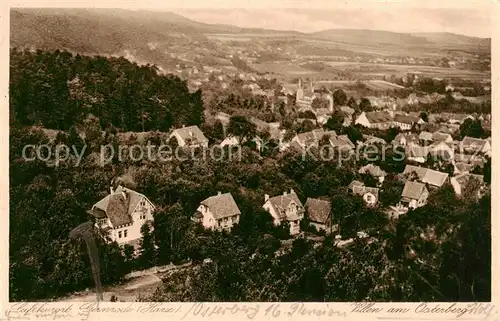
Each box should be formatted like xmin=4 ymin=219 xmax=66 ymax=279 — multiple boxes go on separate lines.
xmin=124 ymin=230 xmax=128 ymax=238
xmin=118 ymin=231 xmax=122 ymax=238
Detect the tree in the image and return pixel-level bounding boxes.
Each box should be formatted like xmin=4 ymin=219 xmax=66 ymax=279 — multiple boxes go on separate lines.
xmin=333 ymin=89 xmax=347 ymax=106
xmin=359 ymin=98 xmax=373 ymax=112
xmin=384 ymin=127 xmax=401 ymax=143
xmin=347 ymin=97 xmax=358 ymax=109
xmin=324 ymin=111 xmax=344 ymax=132
xmin=227 ymin=116 xmax=257 ymax=143
xmin=139 ymin=222 xmax=156 ymax=269
xmin=379 ymin=175 xmax=405 ymax=207
xmin=298 ymin=110 xmax=316 ymax=119
xmin=297 ymin=120 xmax=316 ymax=133
xmin=459 ymin=119 xmax=485 ymax=139
xmin=345 ymin=126 xmax=363 ymax=144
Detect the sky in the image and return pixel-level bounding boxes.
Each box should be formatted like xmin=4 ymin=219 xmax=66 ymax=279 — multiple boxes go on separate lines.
xmin=170 ymin=8 xmax=492 ymax=38
xmin=8 ymin=0 xmax=493 ymax=38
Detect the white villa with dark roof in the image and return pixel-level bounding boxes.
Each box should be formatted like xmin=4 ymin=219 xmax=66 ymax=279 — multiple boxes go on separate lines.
xmin=194 ymin=192 xmax=241 ymax=232
xmin=87 ymin=186 xmax=156 ymax=249
xmin=263 ymin=189 xmax=305 ymax=236
xmin=170 ymin=125 xmax=209 ymax=148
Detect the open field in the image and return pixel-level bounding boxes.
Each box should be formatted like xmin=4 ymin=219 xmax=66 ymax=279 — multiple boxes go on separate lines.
xmin=252 ymin=59 xmax=490 ymax=82
xmin=324 ymin=61 xmax=490 ymax=80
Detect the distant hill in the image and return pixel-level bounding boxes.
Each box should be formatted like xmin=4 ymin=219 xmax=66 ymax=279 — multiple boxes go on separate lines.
xmin=410 ymin=32 xmax=490 ymax=48
xmin=310 ymin=29 xmax=434 ymax=47
xmin=11 ymin=8 xmax=490 ymax=61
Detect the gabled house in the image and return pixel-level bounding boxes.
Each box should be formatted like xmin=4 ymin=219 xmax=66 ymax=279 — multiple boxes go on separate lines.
xmin=194 ymin=192 xmax=241 ymax=232
xmin=359 ymin=164 xmax=387 ymax=185
xmin=87 ymin=186 xmax=156 ymax=250
xmin=305 ymin=198 xmax=333 ymax=233
xmin=400 ymin=181 xmax=429 ymax=209
xmin=263 ymin=189 xmax=305 ymax=236
xmin=453 ymin=162 xmax=474 ymax=175
xmin=355 ymin=111 xmax=393 ymax=130
xmin=169 ymin=125 xmax=209 ymax=148
xmin=403 ymin=165 xmax=449 ymax=188
xmin=393 ymin=114 xmax=423 ymax=131
xmin=460 ymin=136 xmax=492 ymax=156
xmin=428 ymin=141 xmax=454 ymax=162
xmin=292 ymin=129 xmax=334 ymax=149
xmin=349 ymin=181 xmax=379 ymax=207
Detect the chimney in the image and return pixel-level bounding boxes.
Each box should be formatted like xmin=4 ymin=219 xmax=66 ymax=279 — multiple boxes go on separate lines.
xmin=298 ymin=78 xmax=302 ymax=89
xmin=283 ymin=191 xmax=288 ymax=196
xmin=121 ymin=191 xmax=127 ymax=200
xmin=110 ymin=186 xmax=114 ymax=194
xmin=264 ymin=194 xmax=269 ymax=202
xmin=290 ymin=188 xmax=295 ymax=195
xmin=217 ymin=191 xmax=222 ymax=196
xmin=182 ymin=124 xmax=185 ymax=128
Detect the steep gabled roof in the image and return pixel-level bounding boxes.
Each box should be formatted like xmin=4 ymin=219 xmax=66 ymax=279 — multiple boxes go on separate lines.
xmin=365 ymin=111 xmax=393 ymax=124
xmin=461 ymin=136 xmax=488 ymax=150
xmin=403 ymin=165 xmax=448 ymax=187
xmin=90 ymin=186 xmax=153 ymax=227
xmin=172 ymin=125 xmax=208 ymax=145
xmin=267 ymin=191 xmax=304 ymax=220
xmin=305 ymin=198 xmax=331 ymax=224
xmin=402 ymin=181 xmax=426 ymax=200
xmin=422 ymin=169 xmax=449 ymax=187
xmin=201 ymin=193 xmax=241 ymax=219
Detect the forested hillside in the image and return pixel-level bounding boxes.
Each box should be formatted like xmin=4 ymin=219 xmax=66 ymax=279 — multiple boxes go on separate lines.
xmin=10 ymin=49 xmax=204 ymax=131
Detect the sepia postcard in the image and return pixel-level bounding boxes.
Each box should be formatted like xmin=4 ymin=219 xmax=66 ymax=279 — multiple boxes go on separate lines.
xmin=0 ymin=0 xmax=498 ymax=320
